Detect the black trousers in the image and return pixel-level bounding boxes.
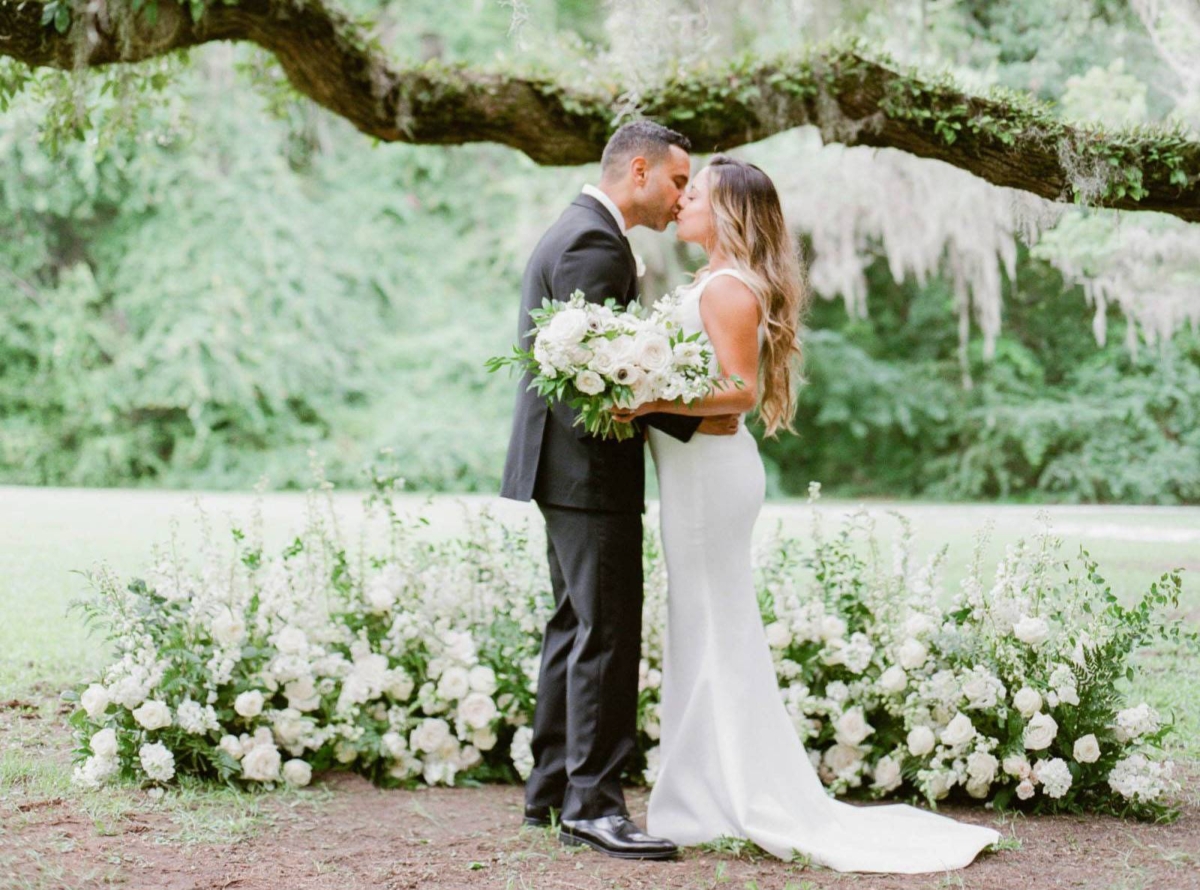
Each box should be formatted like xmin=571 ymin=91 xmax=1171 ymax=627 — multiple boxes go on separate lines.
xmin=525 ymin=503 xmax=644 ymax=821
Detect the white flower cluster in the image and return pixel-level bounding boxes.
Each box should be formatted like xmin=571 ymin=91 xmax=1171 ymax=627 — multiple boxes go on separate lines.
xmin=511 ymin=291 xmax=723 ymax=437
xmin=71 ymin=486 xmax=549 ymax=794
xmin=70 ymin=483 xmax=1183 ymax=820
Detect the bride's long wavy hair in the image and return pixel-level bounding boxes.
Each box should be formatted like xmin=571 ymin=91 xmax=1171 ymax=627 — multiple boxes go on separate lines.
xmin=700 ymin=154 xmax=809 ymax=437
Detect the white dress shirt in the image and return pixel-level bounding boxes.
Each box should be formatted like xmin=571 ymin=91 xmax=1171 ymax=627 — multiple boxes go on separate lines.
xmin=581 ymin=184 xmax=627 ymax=235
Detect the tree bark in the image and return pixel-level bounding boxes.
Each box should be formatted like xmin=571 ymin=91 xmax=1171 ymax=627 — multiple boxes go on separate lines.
xmin=2 ymin=0 xmax=1199 ymax=222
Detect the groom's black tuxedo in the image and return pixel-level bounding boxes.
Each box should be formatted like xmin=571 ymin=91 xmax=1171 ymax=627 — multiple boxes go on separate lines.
xmin=500 ymin=193 xmax=700 ymax=821
xmin=500 ymin=193 xmax=700 ymax=511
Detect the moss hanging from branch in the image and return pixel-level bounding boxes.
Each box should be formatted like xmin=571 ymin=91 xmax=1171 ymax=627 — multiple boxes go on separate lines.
xmin=2 ymin=0 xmax=1199 ymax=221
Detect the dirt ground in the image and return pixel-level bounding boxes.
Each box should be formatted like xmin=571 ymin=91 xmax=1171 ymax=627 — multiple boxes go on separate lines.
xmin=3 ymin=700 xmax=1198 ymax=890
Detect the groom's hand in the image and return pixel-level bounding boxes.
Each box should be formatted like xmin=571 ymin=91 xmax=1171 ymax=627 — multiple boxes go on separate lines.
xmin=697 ymin=415 xmax=739 ymax=436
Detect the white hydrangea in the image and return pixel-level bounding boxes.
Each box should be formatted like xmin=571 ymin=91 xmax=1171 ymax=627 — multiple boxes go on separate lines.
xmin=176 ymin=699 xmax=219 ymax=735
xmin=1034 ymin=758 xmax=1073 ymax=798
xmin=1107 ymin=754 xmax=1176 ymax=802
xmin=139 ymin=742 xmax=176 ymax=783
xmin=73 ymin=755 xmax=118 ymax=790
xmin=1114 ymin=703 xmax=1159 ymax=742
xmin=510 ymin=727 xmax=534 ymax=781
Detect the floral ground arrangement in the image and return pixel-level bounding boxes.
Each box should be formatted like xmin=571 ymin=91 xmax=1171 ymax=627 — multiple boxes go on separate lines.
xmin=67 ymin=470 xmax=1194 ymax=824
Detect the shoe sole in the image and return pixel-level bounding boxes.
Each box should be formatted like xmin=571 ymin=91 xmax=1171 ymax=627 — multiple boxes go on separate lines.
xmin=559 ymin=831 xmax=678 ymax=861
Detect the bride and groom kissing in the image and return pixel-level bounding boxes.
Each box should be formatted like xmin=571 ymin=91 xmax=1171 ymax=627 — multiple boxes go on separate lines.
xmin=499 ymin=121 xmax=1001 ymax=872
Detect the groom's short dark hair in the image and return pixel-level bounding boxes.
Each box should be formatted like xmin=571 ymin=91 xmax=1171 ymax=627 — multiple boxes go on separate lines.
xmin=600 ymin=120 xmax=691 ymax=175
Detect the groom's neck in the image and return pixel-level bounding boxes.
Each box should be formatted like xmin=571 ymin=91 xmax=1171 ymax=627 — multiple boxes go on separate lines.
xmin=596 ymin=179 xmax=638 ymax=230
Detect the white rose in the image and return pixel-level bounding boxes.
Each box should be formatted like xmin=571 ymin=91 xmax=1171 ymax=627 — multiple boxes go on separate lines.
xmin=822 ymin=743 xmax=864 ymax=779
xmin=284 ymin=677 xmax=321 ymax=712
xmin=1024 ymin=712 xmax=1058 ymax=751
xmin=219 ymin=734 xmax=244 ymax=761
xmin=81 ymin=684 xmax=110 ymax=720
xmin=546 ymin=307 xmax=589 ymax=345
xmin=967 ymin=751 xmax=999 ymax=786
xmin=132 ymin=700 xmax=172 ymax=732
xmin=1013 ymin=614 xmax=1050 ymax=646
xmin=1016 ymin=778 xmax=1036 ymax=800
xmin=588 ymin=342 xmax=618 ymax=376
xmin=897 ymin=638 xmax=929 ymax=670
xmin=410 ymin=718 xmax=453 ymax=754
xmin=966 ymin=778 xmax=991 ymax=799
xmin=272 ymin=709 xmax=306 ymax=748
xmin=835 ymin=707 xmax=873 ymax=746
xmin=235 ymin=691 xmax=265 ymax=719
xmin=463 ymin=666 xmax=492 ymax=700
xmin=241 ymin=742 xmax=282 ymax=782
xmin=871 ymin=755 xmax=903 ymax=793
xmin=907 ymin=725 xmax=936 ymax=757
xmin=211 ymin=608 xmax=246 ymax=647
xmin=924 ymin=769 xmax=955 ymax=800
xmin=437 ymin=667 xmax=471 ymax=702
xmin=1073 ymin=734 xmax=1100 ymax=764
xmin=1013 ymin=687 xmax=1042 ymax=718
xmin=765 ymin=622 xmax=793 ymax=650
xmin=879 ymin=665 xmax=908 ymax=694
xmin=457 ymin=745 xmax=483 ymax=771
xmin=962 ymin=672 xmax=1002 ymax=710
xmin=472 ymin=726 xmax=498 ymax=751
xmin=1002 ymin=754 xmax=1031 ymax=779
xmin=633 ymin=332 xmax=673 ymax=373
xmin=91 ymin=728 xmax=119 ymax=760
xmin=1057 ymin=685 xmax=1080 ymax=707
xmin=458 ymin=692 xmax=498 ymax=730
xmin=574 ymin=370 xmax=605 ymax=396
xmin=386 ymin=669 xmax=416 ymax=702
xmin=940 ymin=713 xmax=977 ymax=748
xmin=282 ymin=759 xmax=312 ymax=787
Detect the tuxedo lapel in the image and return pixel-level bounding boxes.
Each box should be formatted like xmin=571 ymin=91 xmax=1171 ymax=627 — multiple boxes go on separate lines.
xmin=572 ymin=195 xmax=636 ymax=267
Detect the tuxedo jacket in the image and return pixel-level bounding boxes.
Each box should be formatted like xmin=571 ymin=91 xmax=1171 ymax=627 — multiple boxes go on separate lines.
xmin=499 ymin=194 xmax=701 ymax=513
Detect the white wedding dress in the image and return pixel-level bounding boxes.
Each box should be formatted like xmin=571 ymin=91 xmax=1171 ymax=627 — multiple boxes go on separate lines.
xmin=645 ymin=269 xmax=1001 ymax=873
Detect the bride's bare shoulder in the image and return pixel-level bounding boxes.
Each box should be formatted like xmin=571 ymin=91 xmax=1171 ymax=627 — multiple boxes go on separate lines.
xmin=698 ymin=273 xmax=761 ymax=327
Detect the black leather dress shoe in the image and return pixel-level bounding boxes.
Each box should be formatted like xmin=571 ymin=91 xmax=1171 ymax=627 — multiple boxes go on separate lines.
xmin=523 ymin=805 xmax=557 ymax=827
xmin=559 ymin=815 xmax=679 ymax=860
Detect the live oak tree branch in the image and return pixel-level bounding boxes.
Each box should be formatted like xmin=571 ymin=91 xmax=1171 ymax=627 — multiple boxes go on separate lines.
xmin=2 ymin=0 xmax=1199 ymax=222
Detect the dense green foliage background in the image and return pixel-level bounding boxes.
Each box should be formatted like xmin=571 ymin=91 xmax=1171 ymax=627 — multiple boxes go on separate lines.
xmin=1 ymin=0 xmax=1197 ymax=503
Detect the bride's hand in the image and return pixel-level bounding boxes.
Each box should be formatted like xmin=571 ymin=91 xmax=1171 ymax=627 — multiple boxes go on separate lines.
xmin=610 ymin=400 xmax=661 ymax=424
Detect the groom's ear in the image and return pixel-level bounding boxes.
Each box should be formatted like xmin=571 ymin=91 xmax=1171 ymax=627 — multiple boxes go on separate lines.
xmin=629 ymin=156 xmax=649 ymax=186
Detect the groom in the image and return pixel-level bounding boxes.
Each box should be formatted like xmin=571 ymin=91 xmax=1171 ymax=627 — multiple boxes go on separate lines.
xmin=500 ymin=121 xmax=738 ymax=860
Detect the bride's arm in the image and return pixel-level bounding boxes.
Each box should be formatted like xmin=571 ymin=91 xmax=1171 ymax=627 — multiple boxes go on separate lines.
xmin=618 ymin=275 xmax=760 ymax=420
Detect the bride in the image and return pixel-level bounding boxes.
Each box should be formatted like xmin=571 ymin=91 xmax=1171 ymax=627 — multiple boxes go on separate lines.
xmin=612 ymin=155 xmax=1002 ymax=873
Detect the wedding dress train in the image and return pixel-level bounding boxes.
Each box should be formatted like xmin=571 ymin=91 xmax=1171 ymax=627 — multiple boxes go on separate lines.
xmin=645 ymin=270 xmax=1000 ymax=873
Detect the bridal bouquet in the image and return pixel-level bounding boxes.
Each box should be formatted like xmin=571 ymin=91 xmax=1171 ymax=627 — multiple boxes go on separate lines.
xmin=486 ymin=290 xmax=728 ymax=441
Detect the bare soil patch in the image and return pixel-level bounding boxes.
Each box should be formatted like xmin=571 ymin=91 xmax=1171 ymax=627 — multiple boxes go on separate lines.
xmin=3 ymin=705 xmax=1197 ymax=890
